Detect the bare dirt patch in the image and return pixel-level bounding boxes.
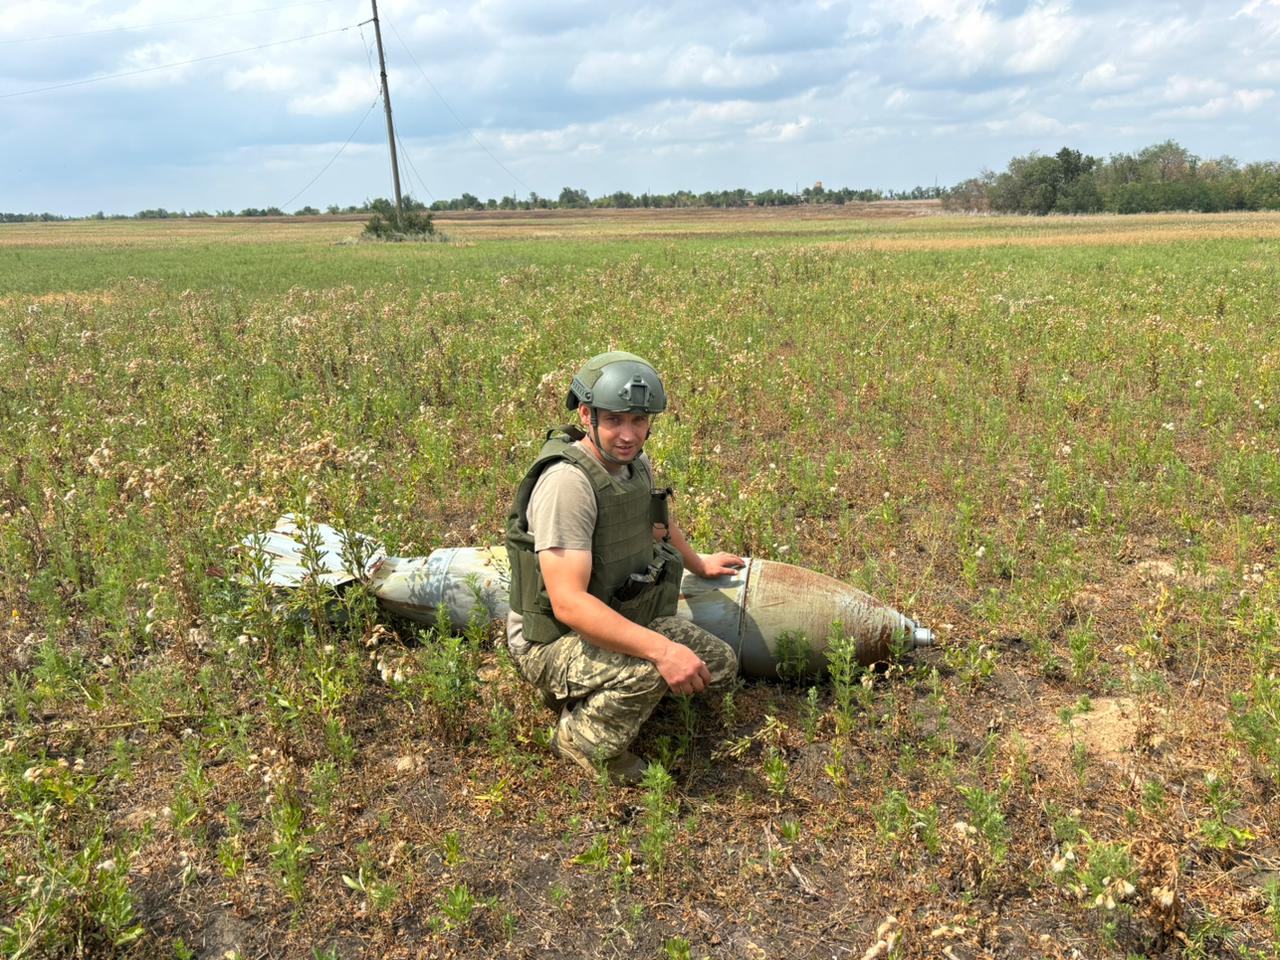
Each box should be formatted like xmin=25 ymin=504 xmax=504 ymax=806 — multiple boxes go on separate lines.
xmin=1067 ymin=697 xmax=1142 ymax=762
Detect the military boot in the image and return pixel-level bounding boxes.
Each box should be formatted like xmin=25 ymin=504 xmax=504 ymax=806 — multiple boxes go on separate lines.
xmin=553 ymin=708 xmax=647 ymax=786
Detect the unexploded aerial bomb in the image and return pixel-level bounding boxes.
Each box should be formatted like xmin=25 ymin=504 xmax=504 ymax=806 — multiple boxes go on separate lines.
xmin=675 ymin=556 xmax=933 ymax=677
xmin=243 ymin=515 xmax=933 ymax=679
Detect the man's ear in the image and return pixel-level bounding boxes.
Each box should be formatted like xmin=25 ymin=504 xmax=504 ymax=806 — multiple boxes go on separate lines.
xmin=577 ymin=404 xmax=592 ymax=429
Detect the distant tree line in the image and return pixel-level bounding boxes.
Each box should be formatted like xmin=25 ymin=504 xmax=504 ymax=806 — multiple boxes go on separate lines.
xmin=14 ymin=148 xmax=1280 ymax=221
xmin=1 ymin=207 xmax=287 ymax=221
xmin=1 ymin=212 xmax=70 ymax=223
xmin=2 ymin=185 xmax=944 ymax=223
xmin=427 ymin=183 xmax=940 ymax=212
xmin=945 ymin=140 xmax=1280 ymax=215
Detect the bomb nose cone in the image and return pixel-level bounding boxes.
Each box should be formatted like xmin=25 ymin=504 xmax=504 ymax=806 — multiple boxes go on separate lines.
xmin=678 ymin=557 xmax=937 ymax=678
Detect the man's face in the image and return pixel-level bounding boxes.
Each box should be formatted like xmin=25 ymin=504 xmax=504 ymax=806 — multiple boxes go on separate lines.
xmin=580 ymin=406 xmax=651 ymax=463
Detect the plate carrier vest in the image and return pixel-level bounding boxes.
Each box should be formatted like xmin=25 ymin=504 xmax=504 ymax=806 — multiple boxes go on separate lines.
xmin=506 ymin=426 xmax=682 ymax=644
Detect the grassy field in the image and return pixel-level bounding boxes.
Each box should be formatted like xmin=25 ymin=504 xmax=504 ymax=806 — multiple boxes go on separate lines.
xmin=3 ymin=205 xmax=1280 ymax=959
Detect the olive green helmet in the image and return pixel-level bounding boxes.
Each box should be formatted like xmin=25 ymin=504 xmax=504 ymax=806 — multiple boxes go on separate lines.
xmin=566 ymin=351 xmax=667 ymax=415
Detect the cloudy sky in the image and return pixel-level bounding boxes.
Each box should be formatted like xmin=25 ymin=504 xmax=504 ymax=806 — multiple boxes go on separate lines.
xmin=2 ymin=0 xmax=1278 ymax=214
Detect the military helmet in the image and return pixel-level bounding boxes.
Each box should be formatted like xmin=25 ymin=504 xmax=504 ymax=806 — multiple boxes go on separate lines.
xmin=566 ymin=352 xmax=667 ymax=414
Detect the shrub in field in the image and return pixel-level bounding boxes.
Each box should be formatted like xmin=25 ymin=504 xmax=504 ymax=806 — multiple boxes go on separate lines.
xmin=363 ymin=210 xmax=436 ymax=240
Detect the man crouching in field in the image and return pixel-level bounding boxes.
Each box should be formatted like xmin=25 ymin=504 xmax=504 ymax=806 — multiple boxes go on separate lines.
xmin=505 ymin=352 xmax=745 ymax=784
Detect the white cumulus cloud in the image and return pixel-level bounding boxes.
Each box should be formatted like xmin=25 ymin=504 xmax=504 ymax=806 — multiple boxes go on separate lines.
xmin=749 ymin=115 xmax=815 ymax=142
xmin=224 ymin=63 xmax=300 ymax=94
xmin=1236 ymin=0 xmax=1280 ymax=34
xmin=1081 ymin=62 xmax=1121 ymax=90
xmin=1163 ymin=75 xmax=1229 ymax=102
xmin=982 ymin=110 xmax=1073 ymax=137
xmin=287 ymin=66 xmax=382 ymax=116
xmin=688 ymin=99 xmax=762 ymax=124
xmin=116 ymin=41 xmax=194 ymax=86
xmin=1161 ymin=87 xmax=1275 ymax=119
xmin=870 ymin=0 xmax=985 ymax=30
xmin=570 ymin=44 xmax=780 ymax=93
xmin=900 ymin=0 xmax=1084 ymax=82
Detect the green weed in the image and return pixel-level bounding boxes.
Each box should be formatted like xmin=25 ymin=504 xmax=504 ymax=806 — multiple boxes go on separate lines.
xmin=572 ymin=834 xmax=611 ymax=871
xmin=1052 ymin=835 xmax=1138 ymax=947
xmin=762 ymin=746 xmax=789 ymax=798
xmin=773 ymin=630 xmax=812 ymax=685
xmin=1230 ymin=669 xmax=1280 ymax=785
xmin=800 ymin=686 xmax=821 ymax=742
xmin=439 ymin=830 xmax=466 ymax=868
xmin=945 ymin=638 xmax=997 ymax=689
xmin=1 ymin=820 xmax=143 ymax=958
xmin=438 ymin=882 xmax=478 ymax=928
xmin=1198 ymin=774 xmax=1255 ymax=852
xmin=826 ymin=627 xmax=871 ymax=735
xmin=1264 ymin=876 xmax=1280 ymax=943
xmin=404 ymin=620 xmax=482 ymax=735
xmin=268 ymin=785 xmax=315 ymax=903
xmin=638 ymin=762 xmax=678 ymax=879
xmin=341 ymin=866 xmax=399 ymax=916
xmin=958 ymin=784 xmax=1009 ymax=867
xmin=217 ymin=830 xmax=246 ymax=880
xmin=875 ymin=789 xmax=941 ymax=856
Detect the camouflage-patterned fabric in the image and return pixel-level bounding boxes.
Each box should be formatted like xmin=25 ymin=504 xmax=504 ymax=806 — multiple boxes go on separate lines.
xmin=511 ymin=616 xmax=738 ymax=761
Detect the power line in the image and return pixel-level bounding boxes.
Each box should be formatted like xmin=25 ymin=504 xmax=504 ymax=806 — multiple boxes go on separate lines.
xmin=0 ymin=25 xmax=357 ymax=99
xmin=357 ymin=22 xmax=376 ymax=79
xmin=395 ymin=128 xmax=436 ymax=203
xmin=1 ymin=0 xmax=346 ymax=45
xmin=277 ymin=21 xmax=384 ymax=213
xmin=383 ymin=18 xmax=531 ymax=198
xmin=277 ymin=94 xmax=382 ymax=212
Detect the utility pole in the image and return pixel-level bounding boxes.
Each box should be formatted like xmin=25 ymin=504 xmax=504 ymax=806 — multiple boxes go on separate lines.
xmin=369 ymin=0 xmax=403 ymax=224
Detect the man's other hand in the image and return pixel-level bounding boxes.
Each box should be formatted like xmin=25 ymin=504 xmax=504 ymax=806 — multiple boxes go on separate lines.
xmin=654 ymin=640 xmax=712 ymax=695
xmin=693 ymin=552 xmax=746 ymax=579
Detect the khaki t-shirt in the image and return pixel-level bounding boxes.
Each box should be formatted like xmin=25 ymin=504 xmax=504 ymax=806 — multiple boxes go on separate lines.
xmin=506 ymin=449 xmax=651 ymax=653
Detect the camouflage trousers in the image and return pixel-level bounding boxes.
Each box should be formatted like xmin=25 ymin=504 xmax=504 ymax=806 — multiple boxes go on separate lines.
xmin=511 ymin=616 xmax=739 ymax=761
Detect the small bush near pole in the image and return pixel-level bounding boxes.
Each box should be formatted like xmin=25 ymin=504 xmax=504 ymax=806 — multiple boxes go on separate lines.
xmin=363 ymin=209 xmax=436 ymax=240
